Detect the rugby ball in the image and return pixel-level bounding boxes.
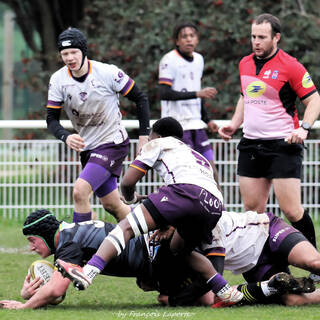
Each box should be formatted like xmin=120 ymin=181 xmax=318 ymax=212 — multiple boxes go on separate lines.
xmin=28 ymin=260 xmax=66 ymax=305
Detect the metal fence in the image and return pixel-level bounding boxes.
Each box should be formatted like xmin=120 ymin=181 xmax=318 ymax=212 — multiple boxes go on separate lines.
xmin=0 ymin=139 xmax=319 ymax=221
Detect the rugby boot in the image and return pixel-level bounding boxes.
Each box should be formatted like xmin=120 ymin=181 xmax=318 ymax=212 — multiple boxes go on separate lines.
xmin=268 ymin=272 xmax=315 ymax=294
xmin=212 ymin=285 xmax=243 ymax=308
xmin=55 ymin=259 xmax=91 ymax=290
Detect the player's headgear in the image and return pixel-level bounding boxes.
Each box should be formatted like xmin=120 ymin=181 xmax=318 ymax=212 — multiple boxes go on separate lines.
xmin=23 ymin=209 xmax=60 ymax=254
xmin=173 ymin=22 xmax=198 ymax=40
xmin=57 ymin=27 xmax=87 ymax=68
xmin=152 ymin=117 xmax=184 ymax=139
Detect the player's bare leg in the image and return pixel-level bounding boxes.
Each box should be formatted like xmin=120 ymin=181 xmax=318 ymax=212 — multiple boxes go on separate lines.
xmin=239 ymin=177 xmax=271 ymax=213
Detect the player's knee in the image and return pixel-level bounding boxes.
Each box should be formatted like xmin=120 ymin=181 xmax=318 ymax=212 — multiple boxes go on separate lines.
xmin=127 ymin=206 xmax=148 ymax=238
xmin=73 ymin=183 xmax=90 ymax=204
xmin=282 ymin=209 xmax=303 ymax=222
xmin=103 ymin=200 xmax=129 ymax=217
xmin=308 ymin=258 xmax=320 ymax=273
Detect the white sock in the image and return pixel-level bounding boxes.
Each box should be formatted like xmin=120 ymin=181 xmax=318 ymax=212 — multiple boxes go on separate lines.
xmin=83 ymin=265 xmax=100 ymax=281
xmin=261 ymin=280 xmax=278 ymax=296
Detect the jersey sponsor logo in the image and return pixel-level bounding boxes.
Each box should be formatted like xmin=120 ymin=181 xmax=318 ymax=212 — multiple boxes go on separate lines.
xmin=263 ymin=69 xmax=271 ymax=79
xmin=115 ymin=71 xmax=124 ymax=84
xmin=90 ymin=153 xmax=108 ymax=162
xmin=61 ymin=40 xmax=72 ymax=47
xmin=79 ymin=92 xmax=87 ymax=102
xmin=72 ymin=109 xmax=79 ymax=116
xmin=272 ymin=226 xmax=290 ymax=243
xmin=246 ymin=81 xmax=266 ymax=98
xmin=160 ymin=63 xmax=168 ymax=70
xmin=271 ymin=70 xmax=279 ymax=79
xmin=160 ymin=196 xmax=168 ymax=202
xmin=302 ymin=72 xmax=314 ymax=88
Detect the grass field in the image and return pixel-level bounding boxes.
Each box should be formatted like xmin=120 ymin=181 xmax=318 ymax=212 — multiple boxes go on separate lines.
xmin=0 ymin=218 xmax=319 ymax=320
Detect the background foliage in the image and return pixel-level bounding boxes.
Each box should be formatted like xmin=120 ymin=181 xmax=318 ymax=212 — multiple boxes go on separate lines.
xmin=1 ymin=0 xmax=320 ymax=135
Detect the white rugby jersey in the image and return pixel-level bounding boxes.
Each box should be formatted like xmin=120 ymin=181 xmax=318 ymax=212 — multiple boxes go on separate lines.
xmin=130 ymin=136 xmax=222 ymax=202
xmin=201 ymin=211 xmax=270 ymax=274
xmin=47 ymin=60 xmax=134 ymax=150
xmin=159 ymin=49 xmax=206 ymax=130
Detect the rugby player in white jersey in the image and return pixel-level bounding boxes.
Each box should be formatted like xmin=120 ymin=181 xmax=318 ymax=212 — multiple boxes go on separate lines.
xmin=46 ymin=28 xmax=150 ymax=223
xmin=158 ymin=22 xmax=219 ymax=184
xmin=55 ymin=117 xmax=243 ymax=307
xmin=157 ymin=209 xmax=320 ymax=307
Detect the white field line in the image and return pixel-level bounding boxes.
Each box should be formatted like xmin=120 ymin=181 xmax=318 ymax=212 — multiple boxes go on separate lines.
xmin=0 ymin=246 xmax=34 ymax=254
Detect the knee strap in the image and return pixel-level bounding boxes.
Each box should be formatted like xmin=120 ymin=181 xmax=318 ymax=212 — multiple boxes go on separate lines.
xmin=106 ymin=225 xmax=125 ymax=256
xmin=127 ymin=205 xmax=148 ymax=237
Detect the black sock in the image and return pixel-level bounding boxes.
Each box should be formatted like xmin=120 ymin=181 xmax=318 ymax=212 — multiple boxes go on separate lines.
xmin=237 ymin=283 xmax=265 ymax=304
xmin=291 ymin=209 xmax=317 ymax=248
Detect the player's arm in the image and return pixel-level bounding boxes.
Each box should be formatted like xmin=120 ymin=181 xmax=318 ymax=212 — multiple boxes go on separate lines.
xmin=120 ymin=165 xmax=147 ymax=204
xmin=201 ymin=101 xmax=219 ymax=133
xmin=46 ymin=107 xmax=71 ymax=142
xmin=287 ymin=91 xmax=320 ymax=144
xmin=159 ymin=84 xmax=197 ymax=100
xmin=124 ymin=83 xmax=150 ymax=150
xmin=159 ymin=83 xmax=218 ymax=101
xmin=0 ymin=271 xmax=70 ymax=309
xmin=301 ymin=91 xmax=320 ymax=127
xmin=46 ymin=107 xmax=85 ymax=152
xmin=218 ymin=94 xmax=244 ymax=141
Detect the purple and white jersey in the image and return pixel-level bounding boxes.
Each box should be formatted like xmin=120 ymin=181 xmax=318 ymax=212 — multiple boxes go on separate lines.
xmin=47 ymin=60 xmax=134 ymax=150
xmin=201 ymin=211 xmax=270 ymax=274
xmin=159 ymin=50 xmax=206 ymax=130
xmin=131 ymin=136 xmax=222 ymax=202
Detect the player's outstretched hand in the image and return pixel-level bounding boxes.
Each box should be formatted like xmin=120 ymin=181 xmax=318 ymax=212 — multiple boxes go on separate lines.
xmin=0 ymin=300 xmax=25 ymax=309
xmin=218 ymin=125 xmax=236 ymax=141
xmin=197 ymin=87 xmax=218 ymax=99
xmin=21 ymin=274 xmax=43 ymax=300
xmin=285 ymin=127 xmax=308 ymax=144
xmin=207 ymin=120 xmax=219 ymax=133
xmin=150 ymin=226 xmax=175 ymax=243
xmin=66 ymin=134 xmax=85 ymax=152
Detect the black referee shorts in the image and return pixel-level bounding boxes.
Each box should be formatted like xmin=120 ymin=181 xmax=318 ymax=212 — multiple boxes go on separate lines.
xmin=237 ymin=138 xmax=303 ymax=179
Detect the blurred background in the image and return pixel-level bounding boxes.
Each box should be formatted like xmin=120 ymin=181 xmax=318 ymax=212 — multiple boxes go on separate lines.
xmin=0 ymin=0 xmax=319 ymax=139
xmin=0 ymin=0 xmax=319 ymax=220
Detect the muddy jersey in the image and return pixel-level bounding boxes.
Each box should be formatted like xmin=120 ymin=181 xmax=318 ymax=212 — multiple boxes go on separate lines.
xmin=47 ymin=60 xmax=134 ymax=150
xmin=240 ymin=49 xmax=317 ymax=139
xmin=54 ymin=220 xmax=152 ymax=277
xmin=159 ymin=49 xmax=206 ymax=130
xmin=130 ymin=136 xmax=222 ymax=202
xmin=201 ymin=211 xmax=270 ymax=274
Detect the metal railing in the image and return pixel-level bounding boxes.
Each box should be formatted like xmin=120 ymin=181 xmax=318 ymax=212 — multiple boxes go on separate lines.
xmin=0 ymin=138 xmax=319 ymax=221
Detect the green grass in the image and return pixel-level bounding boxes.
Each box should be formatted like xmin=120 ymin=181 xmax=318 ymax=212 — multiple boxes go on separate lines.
xmin=0 ymin=219 xmax=320 ymax=320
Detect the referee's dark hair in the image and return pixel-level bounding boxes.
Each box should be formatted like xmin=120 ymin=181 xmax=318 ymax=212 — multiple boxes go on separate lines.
xmin=152 ymin=117 xmax=184 ymax=139
xmin=173 ymin=22 xmax=198 ymax=40
xmin=253 ymin=13 xmax=281 ymax=37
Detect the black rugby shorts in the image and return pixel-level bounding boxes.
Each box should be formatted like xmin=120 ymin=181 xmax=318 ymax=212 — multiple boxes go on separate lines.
xmin=237 ymin=138 xmax=303 ymax=179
